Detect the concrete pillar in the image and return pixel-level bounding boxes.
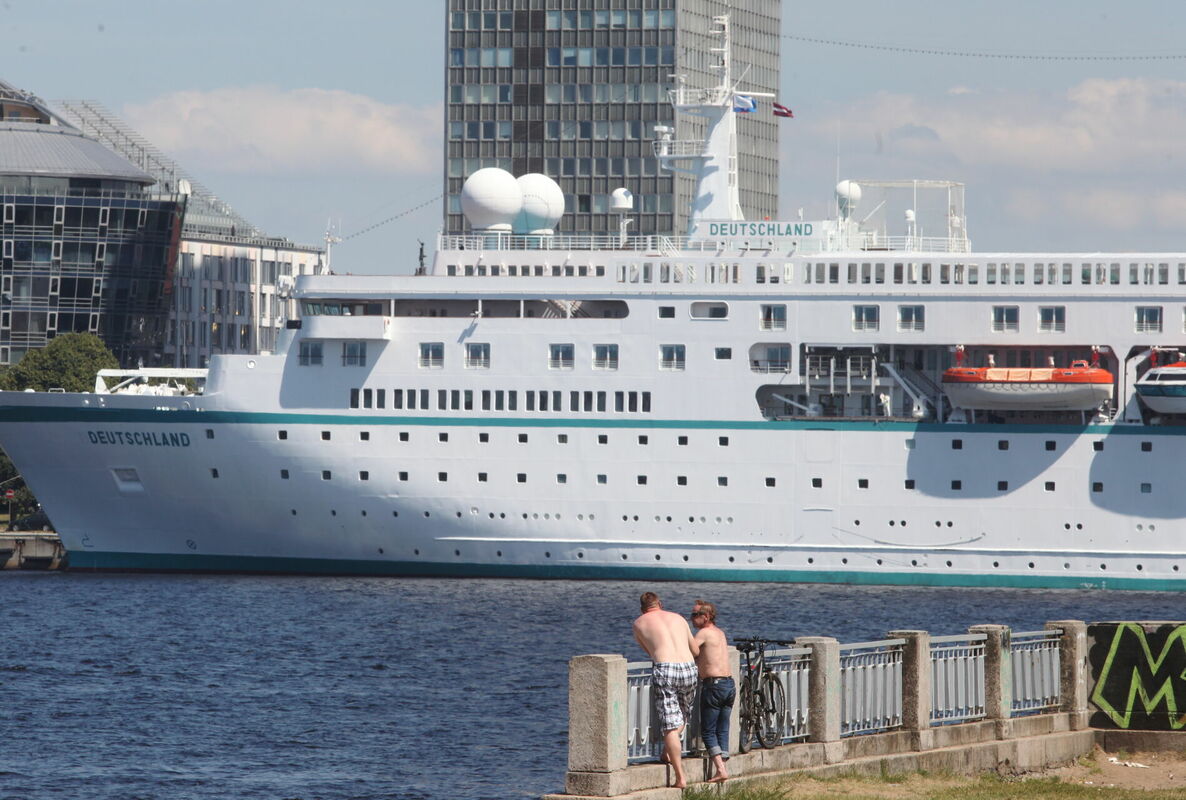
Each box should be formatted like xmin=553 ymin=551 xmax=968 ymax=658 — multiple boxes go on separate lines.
xmin=797 ymin=636 xmax=844 ymax=763
xmin=969 ymin=624 xmax=1013 ymax=739
xmin=727 ymin=645 xmax=741 ymax=755
xmin=1046 ymin=620 xmax=1089 ymax=729
xmin=567 ymin=654 xmax=628 ymax=773
xmin=889 ymin=630 xmax=933 ymax=751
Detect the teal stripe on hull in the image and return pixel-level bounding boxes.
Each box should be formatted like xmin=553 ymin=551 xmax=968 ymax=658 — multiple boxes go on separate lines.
xmin=66 ymin=550 xmax=1186 ymax=591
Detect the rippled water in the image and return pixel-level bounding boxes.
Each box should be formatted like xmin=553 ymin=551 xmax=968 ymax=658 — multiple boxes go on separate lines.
xmin=2 ymin=573 xmax=1182 ymax=799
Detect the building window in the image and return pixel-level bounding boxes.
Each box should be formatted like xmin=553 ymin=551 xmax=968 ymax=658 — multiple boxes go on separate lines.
xmin=342 ymin=341 xmax=367 ymax=367
xmin=852 ymin=305 xmax=879 ymax=331
xmin=593 ymin=343 xmax=618 ymax=370
xmin=759 ymin=304 xmax=787 ymax=331
xmin=659 ymin=344 xmax=686 ymax=371
xmin=298 ymin=341 xmax=322 ymax=366
xmin=991 ymin=305 xmax=1020 ymax=332
xmin=1038 ymin=306 xmax=1066 ymax=332
xmin=898 ymin=305 xmax=924 ymax=331
xmin=658 ymin=306 xmax=675 ymax=318
xmin=465 ymin=342 xmax=490 ymax=369
xmin=715 ymin=347 xmax=732 ymax=360
xmin=549 ymin=343 xmax=575 ymax=369
xmin=419 ymin=342 xmax=444 ymax=368
xmin=1136 ymin=306 xmax=1163 ymax=333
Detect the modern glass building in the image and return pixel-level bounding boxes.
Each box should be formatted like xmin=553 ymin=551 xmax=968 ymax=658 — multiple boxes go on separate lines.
xmin=0 ymin=82 xmax=184 ymax=367
xmin=444 ymin=0 xmax=781 ymax=237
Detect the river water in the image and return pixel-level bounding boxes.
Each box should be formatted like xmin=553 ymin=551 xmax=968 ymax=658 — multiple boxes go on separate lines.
xmin=2 ymin=573 xmax=1182 ymax=800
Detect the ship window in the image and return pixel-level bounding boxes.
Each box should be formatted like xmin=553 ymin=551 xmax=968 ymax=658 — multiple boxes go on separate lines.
xmin=478 ymin=472 xmax=487 ymax=482
xmin=691 ymin=301 xmax=728 ymax=319
xmin=991 ymin=306 xmax=1019 ymax=332
xmin=557 ymin=434 xmax=567 ymax=444
xmin=465 ymin=342 xmax=490 ymax=369
xmin=904 ymin=479 xmax=916 ymax=489
xmin=321 ymin=470 xmax=331 ymax=480
xmin=360 ymin=432 xmax=370 ymax=441
xmin=1045 ymin=441 xmax=1056 ymax=451
xmin=638 ymin=435 xmax=648 ymax=445
xmin=280 ymin=469 xmax=289 ymax=479
xmin=419 ymin=342 xmax=444 ymax=368
xmin=719 ymin=436 xmax=729 ymax=446
xmin=399 ymin=471 xmax=408 ymax=481
xmin=1136 ymin=306 xmax=1162 ymax=333
xmin=715 ymin=347 xmax=732 ymax=360
xmin=598 ymin=434 xmax=608 ymax=444
xmin=1093 ymin=441 xmax=1103 ymax=451
xmin=658 ymin=306 xmax=675 ymax=318
xmin=951 ymin=439 xmax=963 ymax=450
xmin=677 ymin=475 xmax=687 ymax=485
xmin=517 ymin=473 xmax=527 ymax=483
xmin=998 ymin=481 xmax=1008 ymax=490
xmin=760 ymin=304 xmax=787 ymax=331
xmin=342 ymin=341 xmax=367 ymax=367
xmin=593 ymin=343 xmax=618 ymax=369
xmin=811 ymin=478 xmax=822 ymax=488
xmin=205 ymin=429 xmax=215 ymax=439
xmin=852 ymin=305 xmax=879 ymax=331
xmin=350 ymin=389 xmax=360 ymax=409
xmin=1141 ymin=482 xmax=1152 ymax=493
xmin=717 ymin=476 xmax=727 ymax=487
xmin=766 ymin=477 xmax=776 ymax=487
xmin=998 ymin=440 xmax=1009 ymax=450
xmin=951 ymin=480 xmax=961 ymax=490
xmin=597 ymin=474 xmax=607 ymax=484
xmin=557 ymin=474 xmax=567 ymax=484
xmin=439 ymin=432 xmax=448 ymax=443
xmin=1092 ymin=482 xmax=1103 ymax=492
xmin=678 ymin=435 xmax=688 ymax=445
xmin=278 ymin=430 xmax=287 ymax=440
xmin=518 ymin=433 xmax=528 ymax=443
xmin=1038 ymin=306 xmax=1066 ymax=332
xmin=549 ymin=343 xmax=575 ymax=369
xmin=1045 ymin=481 xmax=1056 ymax=492
xmin=211 ymin=469 xmax=220 ymax=479
xmin=857 ymin=478 xmax=868 ymax=489
xmin=904 ymin=439 xmax=915 ymax=450
xmin=638 ymin=475 xmax=648 ymax=485
xmin=659 ymin=344 xmax=685 ymax=370
xmin=438 ymin=472 xmax=447 ymax=482
xmin=321 ymin=431 xmax=331 ymax=441
xmin=399 ymin=432 xmax=409 ymax=442
xmin=898 ymin=305 xmax=924 ymax=332
xmin=359 ymin=471 xmax=369 ymax=481
xmin=1141 ymin=441 xmax=1152 ymax=452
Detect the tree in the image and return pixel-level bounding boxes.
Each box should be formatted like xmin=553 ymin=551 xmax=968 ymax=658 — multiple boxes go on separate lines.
xmin=0 ymin=333 xmax=119 ymax=527
xmin=0 ymin=333 xmax=119 ymax=393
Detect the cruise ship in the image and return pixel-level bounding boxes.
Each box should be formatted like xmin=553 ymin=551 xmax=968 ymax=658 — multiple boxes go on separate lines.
xmin=1 ymin=18 xmax=1185 ymax=589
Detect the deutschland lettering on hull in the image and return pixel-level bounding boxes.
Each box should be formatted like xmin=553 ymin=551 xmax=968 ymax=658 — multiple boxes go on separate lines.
xmin=706 ymin=221 xmax=814 ymax=237
xmin=88 ymin=430 xmax=192 ymax=447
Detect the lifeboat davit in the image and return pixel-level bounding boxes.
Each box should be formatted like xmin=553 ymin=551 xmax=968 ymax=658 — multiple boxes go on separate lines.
xmin=942 ymin=360 xmax=1113 ymax=411
xmin=1135 ymin=361 xmax=1186 ymax=414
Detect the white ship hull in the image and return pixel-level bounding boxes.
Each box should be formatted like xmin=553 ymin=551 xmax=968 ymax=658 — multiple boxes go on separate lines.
xmin=1 ymin=389 xmax=1183 ymax=590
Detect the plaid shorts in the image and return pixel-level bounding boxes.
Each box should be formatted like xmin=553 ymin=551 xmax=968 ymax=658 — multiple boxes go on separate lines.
xmin=652 ymin=661 xmax=698 ymax=732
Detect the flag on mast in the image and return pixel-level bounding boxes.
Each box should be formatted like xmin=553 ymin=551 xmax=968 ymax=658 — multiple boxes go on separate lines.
xmin=772 ymin=102 xmax=793 ymax=118
xmin=732 ymin=94 xmax=756 ymax=113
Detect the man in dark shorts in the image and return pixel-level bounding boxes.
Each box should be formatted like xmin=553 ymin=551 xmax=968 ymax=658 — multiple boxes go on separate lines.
xmin=632 ymin=591 xmax=699 ymax=788
xmin=692 ymin=599 xmax=734 ymax=782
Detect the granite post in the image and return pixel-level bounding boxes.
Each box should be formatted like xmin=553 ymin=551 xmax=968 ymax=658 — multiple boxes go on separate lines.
xmin=1046 ymin=619 xmax=1089 ymax=730
xmin=797 ymin=636 xmax=843 ymax=763
xmin=889 ymin=630 xmax=933 ymax=750
xmin=969 ymin=624 xmax=1013 ymax=739
xmin=565 ymin=654 xmax=628 ymax=796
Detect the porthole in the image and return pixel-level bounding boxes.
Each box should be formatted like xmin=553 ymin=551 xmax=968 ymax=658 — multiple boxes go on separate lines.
xmin=500 ymin=513 xmax=506 ymax=519
xmin=1064 ymin=523 xmax=1071 ymax=530
xmin=946 ymin=522 xmax=953 ymax=528
xmin=545 ymin=552 xmax=551 ymax=558
xmin=621 ymin=553 xmax=628 ymax=560
xmin=727 ymin=517 xmax=733 ymax=524
xmin=876 ymin=559 xmax=883 ymax=565
xmin=622 ymin=515 xmax=628 ymax=522
xmin=728 ymin=556 xmax=735 ymax=563
xmin=1137 ymin=564 xmax=1144 ymax=571
xmin=841 ymin=558 xmax=848 ymax=565
xmin=496 ymin=550 xmax=502 ymax=557
xmin=533 ymin=513 xmax=540 ymax=520
xmin=578 ymin=514 xmax=584 ymax=520
xmin=854 ymin=520 xmax=861 ymax=526
xmin=654 ymin=554 xmax=661 ymax=561
xmin=1064 ymin=563 xmax=1070 ymax=570
xmin=666 ymin=516 xmax=672 ymax=522
xmin=378 ymin=548 xmax=383 ymax=554
xmin=424 ymin=511 xmax=431 ymax=518
xmin=807 ymin=558 xmax=814 ymax=564
xmin=392 ymin=511 xmax=399 ymax=518
xmin=1075 ymin=523 xmax=1083 ymax=530
xmin=577 ymin=552 xmax=584 ymax=559
xmin=688 ymin=516 xmax=695 ymax=523
xmin=489 ymin=512 xmax=495 ymax=519
xmin=454 ymin=549 xmax=460 ymax=556
xmin=361 ymin=510 xmax=367 ymax=517
xmin=900 ymin=520 xmax=907 ymax=527
xmin=993 ymin=561 xmax=999 ymax=568
xmin=945 ymin=561 xmax=952 ymax=567
xmin=456 ymin=511 xmax=462 ymax=518
xmin=290 ymin=509 xmax=297 ymax=515
xmin=633 ymin=515 xmax=640 ymax=522
xmin=543 ymin=513 xmax=551 ymax=520
xmin=934 ymin=521 xmax=941 ymax=528
xmin=1100 ymin=563 xmax=1107 ymax=570
xmin=911 ymin=559 xmax=918 ymax=567
xmin=330 ymin=510 xmax=337 ymax=517
xmin=766 ymin=557 xmax=773 ymax=564
xmin=1028 ymin=562 xmax=1035 ymax=569
xmin=414 ymin=549 xmax=420 ymax=555
xmin=889 ymin=520 xmax=896 ymax=526
xmin=1174 ymin=565 xmax=1180 ymax=572
xmin=682 ymin=555 xmax=689 ymax=562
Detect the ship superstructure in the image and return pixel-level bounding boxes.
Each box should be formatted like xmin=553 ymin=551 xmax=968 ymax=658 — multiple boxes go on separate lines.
xmin=0 ymin=18 xmax=1184 ymax=588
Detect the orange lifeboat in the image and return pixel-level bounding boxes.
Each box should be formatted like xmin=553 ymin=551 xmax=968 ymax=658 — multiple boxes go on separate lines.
xmin=942 ymin=360 xmax=1114 ymax=411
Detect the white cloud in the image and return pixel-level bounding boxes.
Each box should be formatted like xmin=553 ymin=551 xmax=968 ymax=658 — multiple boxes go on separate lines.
xmin=123 ymin=86 xmax=442 ymax=177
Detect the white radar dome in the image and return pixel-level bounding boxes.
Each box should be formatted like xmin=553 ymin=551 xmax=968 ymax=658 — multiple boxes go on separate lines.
xmin=460 ymin=168 xmax=523 ymax=231
xmin=610 ymin=187 xmax=634 ymax=212
xmin=835 ymin=180 xmax=862 ymax=219
xmin=513 ymin=173 xmax=565 ymax=235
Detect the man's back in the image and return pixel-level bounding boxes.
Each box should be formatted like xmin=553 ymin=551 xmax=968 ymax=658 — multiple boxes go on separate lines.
xmin=694 ymin=624 xmax=729 ymax=678
xmin=634 ymin=609 xmax=696 ymax=663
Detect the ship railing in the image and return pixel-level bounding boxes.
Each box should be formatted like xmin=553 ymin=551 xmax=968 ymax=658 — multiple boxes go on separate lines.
xmin=651 ymin=139 xmax=709 ymax=159
xmin=839 ymin=639 xmax=905 ymax=736
xmin=930 ymin=633 xmax=987 ymax=724
xmin=752 ymin=359 xmax=791 ymax=373
xmin=1010 ymin=629 xmax=1062 ymax=715
xmin=436 ymin=232 xmax=973 ymax=256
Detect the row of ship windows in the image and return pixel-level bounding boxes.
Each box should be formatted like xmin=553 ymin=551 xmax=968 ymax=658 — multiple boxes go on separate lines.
xmin=206 ymin=466 xmax=1158 ymax=495
xmin=933 ymin=438 xmax=1151 ymax=453
xmin=263 ymin=430 xmax=713 ymax=445
xmin=347 ymin=387 xmax=653 ymax=413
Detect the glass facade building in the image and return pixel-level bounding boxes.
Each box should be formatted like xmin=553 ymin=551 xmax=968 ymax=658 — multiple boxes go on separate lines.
xmin=445 ymin=0 xmax=780 ymax=236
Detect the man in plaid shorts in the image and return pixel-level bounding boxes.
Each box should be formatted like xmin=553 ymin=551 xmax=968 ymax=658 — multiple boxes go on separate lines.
xmin=632 ymin=591 xmax=700 ymax=789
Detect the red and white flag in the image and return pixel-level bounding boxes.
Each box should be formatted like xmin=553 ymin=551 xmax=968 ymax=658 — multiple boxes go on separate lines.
xmin=772 ymin=102 xmax=793 ymax=118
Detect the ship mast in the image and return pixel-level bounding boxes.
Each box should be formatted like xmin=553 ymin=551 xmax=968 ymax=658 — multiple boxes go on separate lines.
xmin=652 ymin=15 xmax=772 ymax=234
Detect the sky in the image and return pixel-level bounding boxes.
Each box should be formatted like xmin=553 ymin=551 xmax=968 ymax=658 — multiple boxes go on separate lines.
xmin=6 ymin=0 xmax=1186 ymax=273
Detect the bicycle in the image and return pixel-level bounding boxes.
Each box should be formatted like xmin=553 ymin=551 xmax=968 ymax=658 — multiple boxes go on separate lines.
xmin=733 ymin=636 xmax=792 ymax=752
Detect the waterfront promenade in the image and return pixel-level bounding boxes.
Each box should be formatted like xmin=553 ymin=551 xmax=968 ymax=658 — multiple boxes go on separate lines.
xmin=546 ymin=620 xmax=1186 ymax=799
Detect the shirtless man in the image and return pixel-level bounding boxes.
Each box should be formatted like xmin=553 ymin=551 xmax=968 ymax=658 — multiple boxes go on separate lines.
xmin=632 ymin=591 xmax=699 ymax=789
xmin=692 ymin=600 xmax=734 ymax=782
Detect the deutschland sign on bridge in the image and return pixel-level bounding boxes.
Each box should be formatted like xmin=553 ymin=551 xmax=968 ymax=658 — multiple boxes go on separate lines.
xmin=690 ymin=220 xmax=819 ymax=239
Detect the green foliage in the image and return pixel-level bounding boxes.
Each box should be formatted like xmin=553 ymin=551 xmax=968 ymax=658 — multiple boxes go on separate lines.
xmin=0 ymin=333 xmax=118 ymax=393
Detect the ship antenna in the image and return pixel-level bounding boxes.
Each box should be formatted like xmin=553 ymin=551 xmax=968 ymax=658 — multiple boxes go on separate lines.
xmin=324 ymin=220 xmax=342 ymax=275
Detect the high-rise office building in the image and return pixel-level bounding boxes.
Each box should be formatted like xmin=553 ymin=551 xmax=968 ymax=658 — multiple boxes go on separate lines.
xmin=444 ymin=0 xmax=780 ymax=237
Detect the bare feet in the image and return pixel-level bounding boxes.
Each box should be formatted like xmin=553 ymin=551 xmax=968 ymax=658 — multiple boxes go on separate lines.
xmin=707 ymin=773 xmax=728 ymax=783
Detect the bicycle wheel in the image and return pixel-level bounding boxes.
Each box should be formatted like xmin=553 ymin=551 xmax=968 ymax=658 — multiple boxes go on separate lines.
xmin=737 ymin=680 xmax=756 ymax=753
xmin=757 ymin=673 xmax=786 ymax=749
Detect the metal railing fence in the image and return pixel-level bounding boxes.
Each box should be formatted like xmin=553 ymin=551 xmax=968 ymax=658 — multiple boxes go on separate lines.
xmin=764 ymin=645 xmax=812 ymax=744
xmin=930 ymin=633 xmax=987 ymax=724
xmin=626 ymin=661 xmax=701 ymax=763
xmin=839 ymin=639 xmax=904 ymax=737
xmin=1010 ymin=629 xmax=1062 ymax=715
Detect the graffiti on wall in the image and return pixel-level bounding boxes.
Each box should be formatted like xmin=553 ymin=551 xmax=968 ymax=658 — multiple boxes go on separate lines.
xmin=1089 ymin=622 xmax=1186 ymax=730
